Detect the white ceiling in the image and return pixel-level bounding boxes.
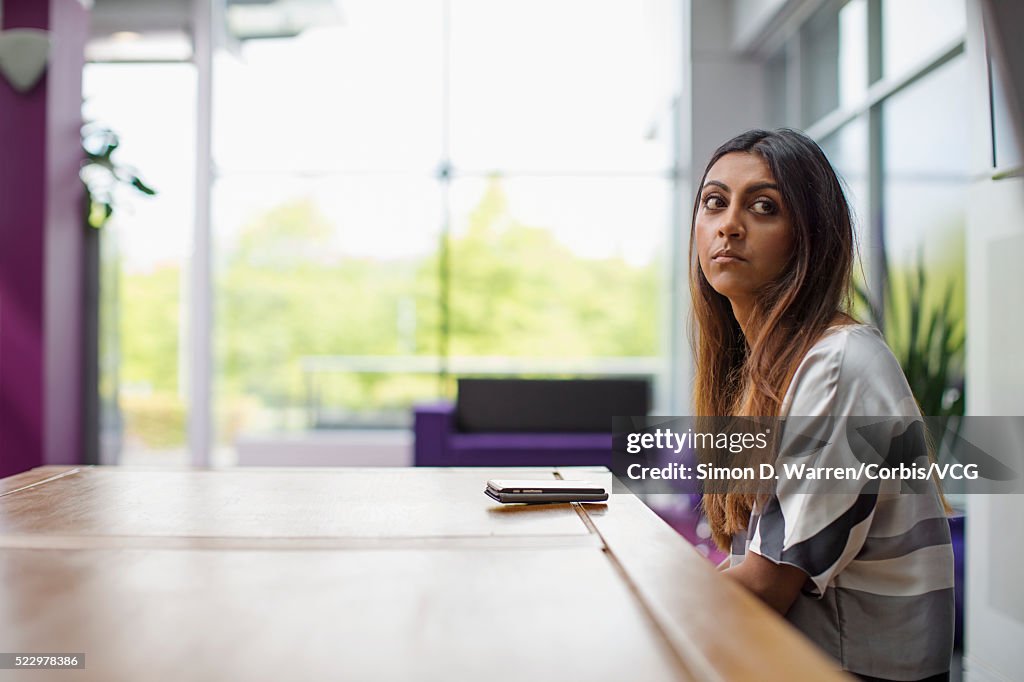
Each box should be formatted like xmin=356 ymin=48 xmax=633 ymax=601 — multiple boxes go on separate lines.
xmin=90 ymin=0 xmax=195 ymax=39
xmin=89 ymin=0 xmax=336 ymax=43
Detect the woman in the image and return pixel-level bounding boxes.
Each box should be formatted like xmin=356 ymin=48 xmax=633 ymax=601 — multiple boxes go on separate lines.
xmin=691 ymin=129 xmax=954 ymax=682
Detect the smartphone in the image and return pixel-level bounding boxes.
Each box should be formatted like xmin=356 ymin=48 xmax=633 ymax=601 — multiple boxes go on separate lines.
xmin=484 ymin=479 xmax=608 ymax=504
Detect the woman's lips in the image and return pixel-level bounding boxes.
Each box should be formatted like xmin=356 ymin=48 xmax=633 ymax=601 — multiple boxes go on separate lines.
xmin=712 ymin=254 xmax=745 ymax=264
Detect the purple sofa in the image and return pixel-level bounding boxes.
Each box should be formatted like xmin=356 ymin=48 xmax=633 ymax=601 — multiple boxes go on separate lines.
xmin=413 ymin=378 xmax=649 ymax=468
xmin=414 ymin=402 xmax=612 ymax=467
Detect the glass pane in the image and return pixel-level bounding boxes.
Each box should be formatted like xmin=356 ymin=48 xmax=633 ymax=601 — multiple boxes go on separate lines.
xmin=883 ymin=56 xmax=969 ymax=268
xmin=882 ymin=0 xmax=965 ymax=80
xmin=881 ymin=55 xmax=968 ymax=406
xmin=449 ymin=0 xmax=683 ymax=172
xmin=213 ymin=0 xmax=444 ymax=173
xmin=447 ymin=176 xmax=667 ymax=365
xmin=820 ymin=115 xmax=869 ymax=266
xmin=801 ymin=0 xmax=867 ymax=125
xmin=212 ymin=176 xmax=443 ymax=450
xmin=83 ymin=63 xmax=196 ymax=467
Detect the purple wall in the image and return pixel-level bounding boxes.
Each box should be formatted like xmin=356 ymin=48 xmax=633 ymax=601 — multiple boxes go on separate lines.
xmin=45 ymin=0 xmax=88 ymax=468
xmin=0 ymin=0 xmax=88 ymax=478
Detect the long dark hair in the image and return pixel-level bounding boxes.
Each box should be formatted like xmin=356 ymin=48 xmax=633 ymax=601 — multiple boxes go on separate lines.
xmin=690 ymin=128 xmax=856 ymax=548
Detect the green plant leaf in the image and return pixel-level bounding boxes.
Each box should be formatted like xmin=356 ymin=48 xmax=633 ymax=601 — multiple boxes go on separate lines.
xmin=131 ymin=176 xmax=157 ymax=195
xmin=878 ymin=254 xmax=965 ymax=421
xmin=853 ymin=282 xmax=881 ymax=327
xmin=80 ymin=122 xmax=157 ymax=230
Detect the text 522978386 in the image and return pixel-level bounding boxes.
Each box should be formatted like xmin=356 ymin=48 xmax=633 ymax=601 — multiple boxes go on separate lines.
xmin=1 ymin=654 xmax=85 ymax=669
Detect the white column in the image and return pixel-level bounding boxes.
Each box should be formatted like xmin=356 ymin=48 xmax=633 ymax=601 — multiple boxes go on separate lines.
xmin=188 ymin=0 xmax=215 ymax=467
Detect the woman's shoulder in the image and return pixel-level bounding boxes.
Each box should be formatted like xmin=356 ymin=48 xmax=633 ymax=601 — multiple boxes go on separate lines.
xmin=783 ymin=323 xmax=918 ymax=416
xmin=797 ymin=322 xmax=899 ymax=371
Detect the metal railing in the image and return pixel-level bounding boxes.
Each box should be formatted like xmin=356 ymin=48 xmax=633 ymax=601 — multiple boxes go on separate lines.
xmin=301 ymin=355 xmax=664 ymax=429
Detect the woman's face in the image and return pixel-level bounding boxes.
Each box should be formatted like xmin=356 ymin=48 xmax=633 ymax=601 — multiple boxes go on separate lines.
xmin=695 ymin=152 xmax=794 ymax=306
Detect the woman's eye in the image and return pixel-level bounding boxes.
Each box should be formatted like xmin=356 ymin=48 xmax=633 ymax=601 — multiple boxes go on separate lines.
xmin=751 ymin=199 xmax=777 ymax=215
xmin=703 ymin=194 xmax=726 ymax=210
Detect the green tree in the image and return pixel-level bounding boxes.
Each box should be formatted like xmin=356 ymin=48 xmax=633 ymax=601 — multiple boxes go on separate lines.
xmin=120 ymin=265 xmax=180 ymax=393
xmin=423 ymin=178 xmax=659 ymax=358
xmin=120 ymin=181 xmax=663 ymax=439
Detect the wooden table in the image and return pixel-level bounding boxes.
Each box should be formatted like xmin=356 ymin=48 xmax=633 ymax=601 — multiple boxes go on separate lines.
xmin=0 ymin=466 xmax=848 ymax=681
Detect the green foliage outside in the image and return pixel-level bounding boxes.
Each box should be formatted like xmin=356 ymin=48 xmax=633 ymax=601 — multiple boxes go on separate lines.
xmin=118 ymin=264 xmax=185 ymax=450
xmin=852 ymin=224 xmax=966 ymax=417
xmin=443 ymin=180 xmax=659 ymax=358
xmin=118 ymin=179 xmax=661 ymax=448
xmin=121 ymin=266 xmax=180 ymax=394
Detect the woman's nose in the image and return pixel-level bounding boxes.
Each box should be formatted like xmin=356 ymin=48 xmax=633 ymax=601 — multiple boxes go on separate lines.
xmin=717 ymin=212 xmax=745 ymax=238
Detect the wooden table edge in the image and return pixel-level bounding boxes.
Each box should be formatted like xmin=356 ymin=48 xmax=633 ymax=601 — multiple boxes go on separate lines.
xmin=576 ymin=483 xmax=853 ymax=682
xmin=0 ymin=466 xmax=84 ymax=498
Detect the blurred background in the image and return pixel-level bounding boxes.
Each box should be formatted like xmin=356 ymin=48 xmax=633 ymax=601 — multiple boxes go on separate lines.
xmin=79 ymin=0 xmax=993 ymax=470
xmin=2 ymin=0 xmax=1022 ymax=677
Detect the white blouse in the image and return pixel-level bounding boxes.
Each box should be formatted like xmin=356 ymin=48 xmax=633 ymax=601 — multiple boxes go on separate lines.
xmin=730 ymin=324 xmax=954 ymax=680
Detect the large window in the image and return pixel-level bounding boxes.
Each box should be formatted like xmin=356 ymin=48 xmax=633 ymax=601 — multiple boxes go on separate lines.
xmin=86 ymin=1 xmax=683 ymax=466
xmin=210 ymin=0 xmax=684 ymax=453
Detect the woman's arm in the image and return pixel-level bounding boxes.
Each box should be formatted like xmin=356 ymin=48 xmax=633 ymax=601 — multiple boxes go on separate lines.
xmin=723 ymin=551 xmax=808 ymax=615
